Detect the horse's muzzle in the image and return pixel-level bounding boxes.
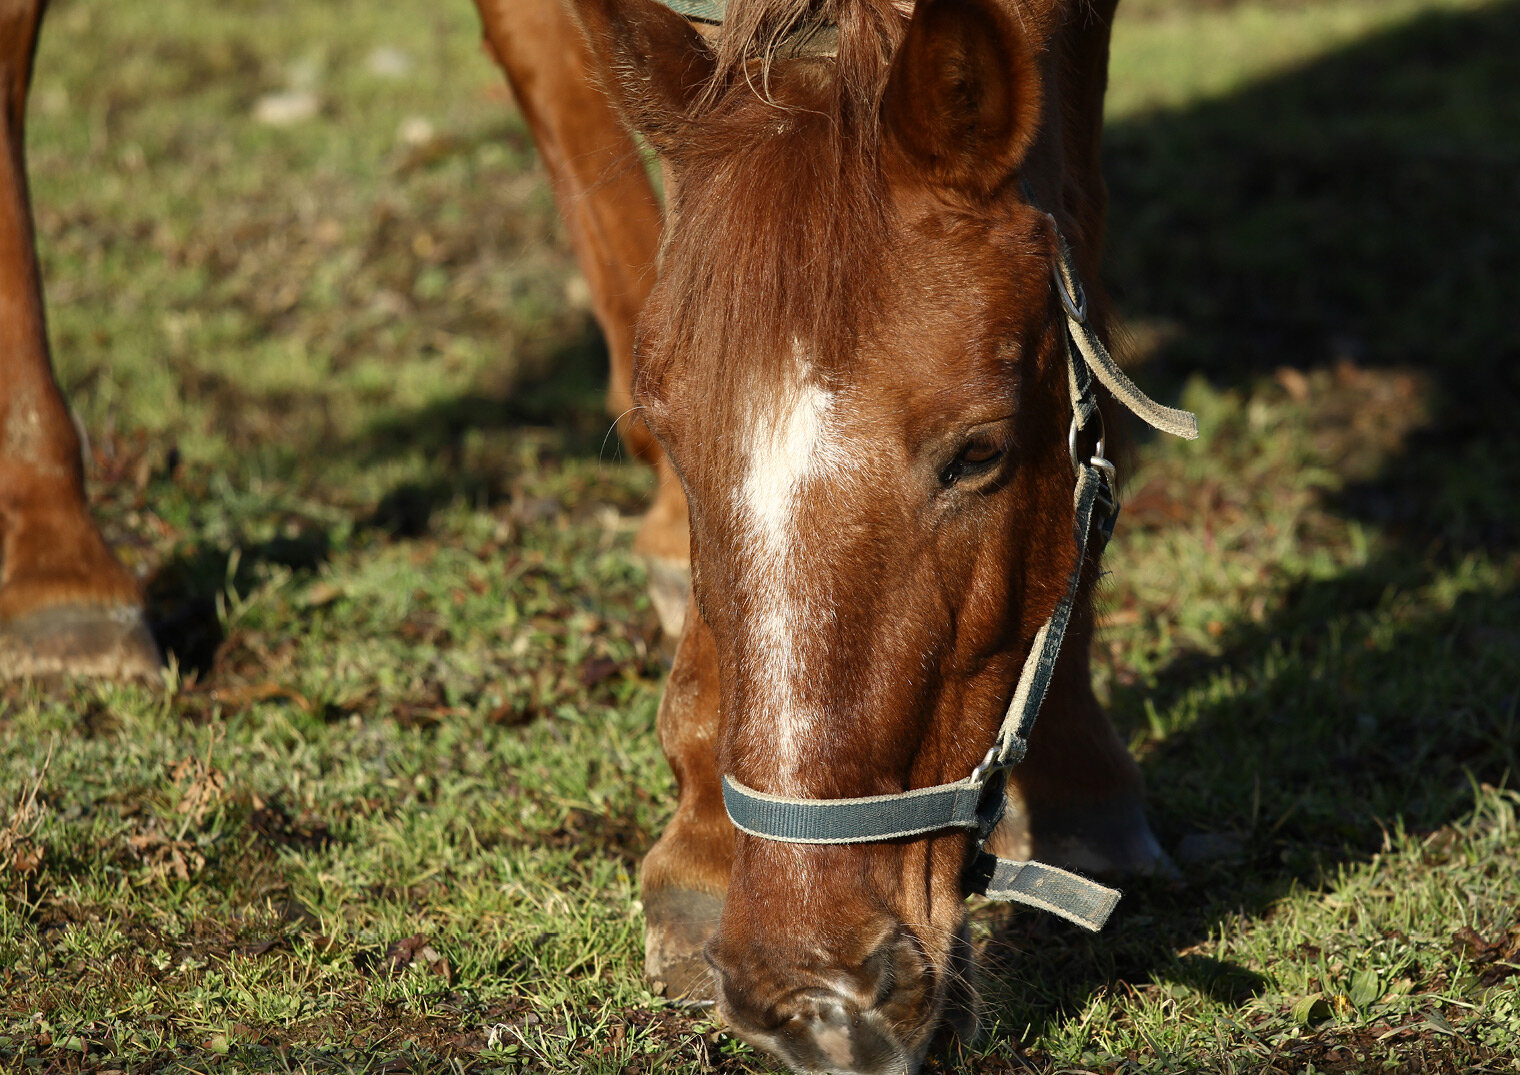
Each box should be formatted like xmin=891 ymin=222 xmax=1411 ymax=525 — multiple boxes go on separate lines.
xmin=707 ymin=926 xmax=937 ymax=1075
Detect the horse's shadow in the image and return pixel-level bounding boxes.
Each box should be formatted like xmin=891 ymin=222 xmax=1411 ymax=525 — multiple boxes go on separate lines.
xmin=981 ymin=0 xmax=1520 ymax=1045
xmin=985 ymin=562 xmax=1517 ymax=1047
xmin=353 ymin=314 xmax=614 ymax=468
xmin=146 ymin=318 xmax=615 ymax=678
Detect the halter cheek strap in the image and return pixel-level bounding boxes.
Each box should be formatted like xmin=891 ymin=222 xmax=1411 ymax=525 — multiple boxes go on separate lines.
xmin=720 ymin=217 xmax=1198 ymax=933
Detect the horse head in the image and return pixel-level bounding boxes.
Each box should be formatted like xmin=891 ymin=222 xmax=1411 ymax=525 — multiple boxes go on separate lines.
xmin=581 ymin=0 xmax=1124 ymax=1068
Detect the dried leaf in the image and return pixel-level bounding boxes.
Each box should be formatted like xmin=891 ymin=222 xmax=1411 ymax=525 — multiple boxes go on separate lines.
xmin=10 ymin=843 xmax=45 ymax=873
xmin=305 ymin=581 xmax=344 ymax=607
xmin=373 ymin=934 xmax=450 ymax=981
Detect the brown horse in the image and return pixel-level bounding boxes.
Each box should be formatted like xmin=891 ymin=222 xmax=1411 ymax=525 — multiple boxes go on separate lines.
xmin=1 ymin=0 xmax=1186 ymax=1069
xmin=517 ymin=0 xmax=1194 ymax=1068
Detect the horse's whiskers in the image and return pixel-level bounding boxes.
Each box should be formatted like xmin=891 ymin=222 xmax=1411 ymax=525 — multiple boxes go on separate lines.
xmin=601 ymin=405 xmax=648 ymax=465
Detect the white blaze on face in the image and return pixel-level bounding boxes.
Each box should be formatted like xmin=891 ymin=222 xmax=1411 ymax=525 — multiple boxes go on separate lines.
xmin=734 ymin=342 xmax=858 ymax=787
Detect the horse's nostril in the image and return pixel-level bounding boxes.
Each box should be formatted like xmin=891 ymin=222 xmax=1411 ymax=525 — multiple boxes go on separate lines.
xmin=708 ymin=925 xmax=932 ymax=1073
xmin=794 ymin=994 xmax=903 ymax=1074
xmin=860 ymin=928 xmax=911 ymax=1006
xmin=715 ymin=984 xmax=914 ymax=1074
xmin=815 ymin=998 xmax=851 ymax=1028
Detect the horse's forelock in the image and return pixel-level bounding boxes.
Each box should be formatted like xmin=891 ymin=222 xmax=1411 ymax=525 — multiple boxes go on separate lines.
xmin=655 ymin=2 xmax=910 ymax=397
xmin=708 ymin=0 xmax=908 ymax=111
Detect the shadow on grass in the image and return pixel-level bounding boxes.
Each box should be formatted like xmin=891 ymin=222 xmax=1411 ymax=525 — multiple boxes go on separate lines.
xmin=1105 ymin=0 xmax=1520 ymax=551
xmin=990 ymin=568 xmax=1517 ymax=1045
xmin=355 ymin=315 xmax=614 ymax=471
xmin=147 ymin=524 xmax=334 ymax=678
xmin=981 ymin=0 xmax=1520 ymax=1044
xmin=142 ymin=318 xmax=615 ymax=674
xmin=354 ymin=317 xmax=616 ymax=528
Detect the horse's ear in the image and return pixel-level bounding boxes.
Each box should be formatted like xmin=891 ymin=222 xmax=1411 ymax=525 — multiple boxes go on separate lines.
xmin=575 ymin=0 xmax=716 ymax=153
xmin=881 ymin=0 xmax=1042 ymax=196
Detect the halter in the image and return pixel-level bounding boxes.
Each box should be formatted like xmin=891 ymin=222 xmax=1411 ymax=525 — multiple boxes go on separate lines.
xmin=657 ymin=0 xmax=727 ymax=21
xmin=720 ymin=208 xmax=1199 ymax=932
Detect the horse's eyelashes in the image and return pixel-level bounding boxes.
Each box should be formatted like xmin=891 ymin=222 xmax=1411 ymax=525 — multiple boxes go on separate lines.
xmin=940 ymin=437 xmax=1008 ymax=486
xmin=959 ymin=438 xmax=1003 ymax=466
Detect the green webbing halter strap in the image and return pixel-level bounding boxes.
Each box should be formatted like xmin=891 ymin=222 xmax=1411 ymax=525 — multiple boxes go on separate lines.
xmin=721 ymin=213 xmax=1198 ymax=933
xmin=657 ymin=0 xmax=727 ymax=22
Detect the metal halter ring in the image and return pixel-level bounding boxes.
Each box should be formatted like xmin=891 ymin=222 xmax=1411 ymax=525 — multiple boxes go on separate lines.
xmin=1068 ymin=413 xmax=1107 ymax=472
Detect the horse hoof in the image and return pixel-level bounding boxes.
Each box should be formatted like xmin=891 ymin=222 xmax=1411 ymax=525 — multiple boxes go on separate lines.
xmin=642 ymin=555 xmax=691 ymax=642
xmin=643 ymin=886 xmax=722 ymax=1006
xmin=0 ymin=602 xmax=162 ymax=682
xmin=991 ymin=792 xmax=1179 ymax=880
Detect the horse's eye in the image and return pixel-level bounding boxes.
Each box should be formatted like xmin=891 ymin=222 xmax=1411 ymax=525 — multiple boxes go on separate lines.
xmin=940 ymin=436 xmax=1007 ymax=485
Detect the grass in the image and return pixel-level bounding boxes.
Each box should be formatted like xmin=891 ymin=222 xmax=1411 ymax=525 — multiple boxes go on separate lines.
xmin=3 ymin=0 xmax=1518 ymax=1071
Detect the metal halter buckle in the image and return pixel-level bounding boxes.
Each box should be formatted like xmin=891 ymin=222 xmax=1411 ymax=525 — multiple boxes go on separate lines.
xmin=970 ymin=734 xmax=1027 ymax=787
xmin=969 ymin=744 xmax=1005 ymax=787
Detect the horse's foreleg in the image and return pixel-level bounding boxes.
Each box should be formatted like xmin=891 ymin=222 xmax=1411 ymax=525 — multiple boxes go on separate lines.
xmin=995 ymin=1 xmax=1169 ymax=876
xmin=475 ymin=0 xmax=724 ymax=999
xmin=0 ymin=0 xmax=158 ymax=680
xmin=638 ymin=599 xmax=730 ymax=1002
xmin=989 ymin=612 xmax=1174 ymax=877
xmin=474 ymin=0 xmax=690 ymax=639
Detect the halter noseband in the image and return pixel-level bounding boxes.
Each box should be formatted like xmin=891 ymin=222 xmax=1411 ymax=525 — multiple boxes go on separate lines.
xmin=720 ymin=206 xmax=1199 ymax=932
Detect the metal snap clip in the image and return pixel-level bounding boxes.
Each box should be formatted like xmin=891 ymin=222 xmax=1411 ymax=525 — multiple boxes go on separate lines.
xmin=1068 ymin=412 xmax=1107 ymax=473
